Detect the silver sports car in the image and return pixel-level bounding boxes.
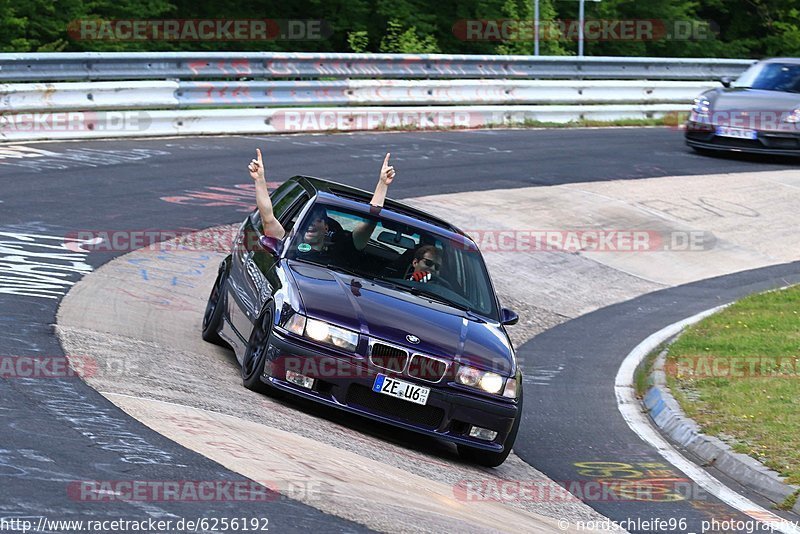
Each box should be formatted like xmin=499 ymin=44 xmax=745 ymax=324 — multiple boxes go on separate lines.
xmin=685 ymin=58 xmax=800 ymax=156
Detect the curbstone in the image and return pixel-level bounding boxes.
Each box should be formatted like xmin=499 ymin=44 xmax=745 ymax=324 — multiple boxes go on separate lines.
xmin=641 ymin=349 xmax=800 ymax=510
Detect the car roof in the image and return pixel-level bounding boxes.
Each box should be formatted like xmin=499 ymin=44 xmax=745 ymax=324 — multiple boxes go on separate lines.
xmin=760 ymin=58 xmax=800 ymax=65
xmin=290 ymin=175 xmax=470 ymax=239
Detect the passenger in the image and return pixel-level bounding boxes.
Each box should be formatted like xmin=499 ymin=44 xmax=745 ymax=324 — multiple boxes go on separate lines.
xmin=408 ymin=245 xmax=443 ymax=283
xmin=248 ymin=148 xmax=396 ymax=261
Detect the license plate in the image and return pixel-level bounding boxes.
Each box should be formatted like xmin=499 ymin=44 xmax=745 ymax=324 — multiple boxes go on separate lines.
xmin=372 ymin=374 xmax=430 ymax=405
xmin=715 ymin=126 xmax=757 ymax=140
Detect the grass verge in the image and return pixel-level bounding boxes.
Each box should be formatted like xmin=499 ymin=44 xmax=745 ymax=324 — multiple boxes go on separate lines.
xmin=664 ymin=285 xmax=800 ymax=485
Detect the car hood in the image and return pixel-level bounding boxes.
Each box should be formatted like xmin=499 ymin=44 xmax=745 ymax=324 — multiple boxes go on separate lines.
xmin=287 ymin=261 xmax=514 ymax=375
xmin=709 ymin=88 xmax=800 ymax=113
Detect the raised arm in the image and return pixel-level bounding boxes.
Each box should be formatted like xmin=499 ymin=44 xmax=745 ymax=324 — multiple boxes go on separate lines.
xmin=352 ymin=152 xmax=395 ymax=250
xmin=249 ymin=148 xmax=286 ymax=239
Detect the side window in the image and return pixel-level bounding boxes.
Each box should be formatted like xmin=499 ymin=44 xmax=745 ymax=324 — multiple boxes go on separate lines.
xmin=251 ymin=182 xmax=305 ymax=233
xmin=272 ymin=184 xmax=305 ymax=221
xmin=280 ymin=195 xmax=311 ymax=234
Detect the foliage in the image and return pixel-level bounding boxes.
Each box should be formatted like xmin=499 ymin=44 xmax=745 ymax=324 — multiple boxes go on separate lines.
xmin=379 ymin=19 xmax=440 ymax=53
xmin=0 ymin=0 xmax=796 ymax=57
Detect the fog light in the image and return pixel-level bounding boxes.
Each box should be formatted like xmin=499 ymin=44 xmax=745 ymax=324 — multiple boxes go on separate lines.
xmin=286 ymin=370 xmax=314 ymax=389
xmin=468 ymin=426 xmax=498 ymax=441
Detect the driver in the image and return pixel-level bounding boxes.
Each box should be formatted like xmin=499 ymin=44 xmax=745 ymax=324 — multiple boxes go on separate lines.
xmin=408 ymin=245 xmax=443 ymax=283
xmin=247 ymin=148 xmax=396 ymax=261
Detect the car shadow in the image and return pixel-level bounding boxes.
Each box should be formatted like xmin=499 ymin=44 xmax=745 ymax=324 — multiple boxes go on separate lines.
xmin=266 ymin=388 xmax=470 ymax=466
xmin=689 ymin=147 xmax=800 ymax=165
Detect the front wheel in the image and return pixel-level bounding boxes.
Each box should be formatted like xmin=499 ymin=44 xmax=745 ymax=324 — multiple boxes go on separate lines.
xmin=202 ymin=263 xmax=228 ymax=347
xmin=457 ymin=389 xmax=523 ymax=467
xmin=242 ymin=309 xmax=275 ymax=394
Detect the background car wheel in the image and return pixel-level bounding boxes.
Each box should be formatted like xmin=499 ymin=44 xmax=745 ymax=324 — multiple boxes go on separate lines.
xmin=457 ymin=389 xmax=523 ymax=468
xmin=242 ymin=309 xmax=277 ymax=395
xmin=201 ymin=263 xmax=228 ymax=347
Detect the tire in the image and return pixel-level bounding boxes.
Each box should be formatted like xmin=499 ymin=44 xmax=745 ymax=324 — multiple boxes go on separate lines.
xmin=242 ymin=308 xmax=275 ymax=394
xmin=457 ymin=388 xmax=523 ymax=468
xmin=201 ymin=263 xmax=229 ymax=347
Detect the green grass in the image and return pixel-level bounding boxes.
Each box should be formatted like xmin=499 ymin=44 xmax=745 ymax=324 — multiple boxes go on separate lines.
xmin=665 ymin=285 xmax=800 ymax=484
xmin=635 ymin=344 xmax=667 ymax=397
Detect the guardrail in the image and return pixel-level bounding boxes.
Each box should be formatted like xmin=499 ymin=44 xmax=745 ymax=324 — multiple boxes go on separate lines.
xmin=1 ymin=80 xmax=715 ymax=112
xmin=0 ymin=52 xmax=753 ymax=142
xmin=0 ymin=52 xmax=754 ymax=82
xmin=0 ymin=105 xmax=686 ymax=142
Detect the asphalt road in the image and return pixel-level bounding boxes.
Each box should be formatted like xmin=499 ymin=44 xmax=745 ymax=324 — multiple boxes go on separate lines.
xmin=1 ymin=127 xmax=797 ymax=532
xmin=514 ymin=261 xmax=800 ymax=534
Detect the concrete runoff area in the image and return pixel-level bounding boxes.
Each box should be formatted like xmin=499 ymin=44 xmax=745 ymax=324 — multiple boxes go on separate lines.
xmin=57 ymin=169 xmax=800 ymax=532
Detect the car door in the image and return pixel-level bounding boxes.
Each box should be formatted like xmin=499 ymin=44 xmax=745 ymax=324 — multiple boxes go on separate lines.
xmin=227 ymin=182 xmax=310 ymax=342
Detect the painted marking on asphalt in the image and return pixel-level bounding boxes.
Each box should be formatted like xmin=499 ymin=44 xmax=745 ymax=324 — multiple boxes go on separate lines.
xmin=23 ymin=379 xmax=183 ymax=468
xmin=160 ymin=183 xmax=280 ymax=212
xmin=0 ymin=146 xmax=170 ymax=171
xmin=0 ymin=231 xmax=95 ymax=299
xmin=615 ymin=305 xmax=800 ymax=534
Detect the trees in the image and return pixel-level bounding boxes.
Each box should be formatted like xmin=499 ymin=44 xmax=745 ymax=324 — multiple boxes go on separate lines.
xmin=0 ymin=0 xmax=795 ymax=57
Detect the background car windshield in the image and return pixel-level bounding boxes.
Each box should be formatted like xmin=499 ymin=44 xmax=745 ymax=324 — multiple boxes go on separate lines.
xmin=734 ymin=62 xmax=800 ymax=92
xmin=286 ymin=204 xmax=499 ymax=319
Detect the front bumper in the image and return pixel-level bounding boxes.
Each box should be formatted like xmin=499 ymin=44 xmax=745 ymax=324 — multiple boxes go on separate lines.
xmin=685 ymin=120 xmax=800 ymax=156
xmin=262 ymin=330 xmax=520 ymax=452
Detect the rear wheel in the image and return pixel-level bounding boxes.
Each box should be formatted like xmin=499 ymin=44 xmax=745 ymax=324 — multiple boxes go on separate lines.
xmin=457 ymin=389 xmax=523 ymax=467
xmin=242 ymin=309 xmax=275 ymax=394
xmin=201 ymin=264 xmax=228 ymax=347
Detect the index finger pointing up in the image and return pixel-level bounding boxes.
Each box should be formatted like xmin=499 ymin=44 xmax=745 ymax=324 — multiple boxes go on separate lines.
xmin=256 ymin=148 xmax=263 ymax=164
xmin=382 ymin=152 xmax=391 ymax=168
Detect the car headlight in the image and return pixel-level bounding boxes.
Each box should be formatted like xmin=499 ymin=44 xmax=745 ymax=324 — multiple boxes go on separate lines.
xmin=456 ymin=365 xmax=505 ymax=395
xmin=783 ymin=108 xmax=800 ymax=123
xmin=279 ymin=313 xmax=359 ymax=352
xmin=303 ymin=317 xmax=359 ymax=352
xmin=691 ymin=96 xmax=711 ymax=117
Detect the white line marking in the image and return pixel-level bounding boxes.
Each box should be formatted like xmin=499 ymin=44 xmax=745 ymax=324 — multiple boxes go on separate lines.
xmin=615 ymin=304 xmax=800 ymax=534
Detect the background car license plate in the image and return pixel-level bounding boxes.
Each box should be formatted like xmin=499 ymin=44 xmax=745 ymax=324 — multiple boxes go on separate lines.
xmin=715 ymin=126 xmax=757 ymax=140
xmin=373 ymin=374 xmax=430 ymax=405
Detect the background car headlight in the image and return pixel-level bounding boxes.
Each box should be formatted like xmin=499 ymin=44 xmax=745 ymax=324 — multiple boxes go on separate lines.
xmin=304 ymin=318 xmax=358 ymax=352
xmin=456 ymin=365 xmax=504 ymax=394
xmin=691 ymin=96 xmax=711 ymax=117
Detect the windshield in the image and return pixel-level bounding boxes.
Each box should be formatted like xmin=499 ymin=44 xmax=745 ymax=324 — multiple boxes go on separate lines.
xmin=285 ymin=203 xmax=499 ymax=319
xmin=734 ymin=62 xmax=800 ymax=93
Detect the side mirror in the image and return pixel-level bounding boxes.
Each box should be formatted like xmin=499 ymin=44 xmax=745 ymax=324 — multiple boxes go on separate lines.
xmin=258 ymin=235 xmax=282 ymax=256
xmin=720 ymin=76 xmax=732 ymax=88
xmin=500 ymin=308 xmax=519 ymax=326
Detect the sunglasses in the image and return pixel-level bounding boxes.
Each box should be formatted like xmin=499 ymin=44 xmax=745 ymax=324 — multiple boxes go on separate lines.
xmin=420 ymin=258 xmax=441 ymax=271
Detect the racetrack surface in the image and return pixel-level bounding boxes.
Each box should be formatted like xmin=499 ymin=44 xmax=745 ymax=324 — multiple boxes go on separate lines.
xmin=1 ymin=127 xmax=798 ymax=532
